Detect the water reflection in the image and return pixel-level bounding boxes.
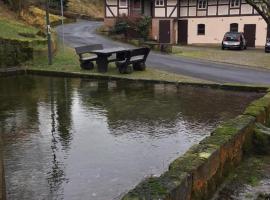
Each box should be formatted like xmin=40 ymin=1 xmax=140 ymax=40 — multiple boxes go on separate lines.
xmin=0 ymin=75 xmax=263 ymax=200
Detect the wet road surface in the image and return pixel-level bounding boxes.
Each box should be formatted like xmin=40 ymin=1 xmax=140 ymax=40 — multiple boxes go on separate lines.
xmin=56 ymin=21 xmax=270 ymax=85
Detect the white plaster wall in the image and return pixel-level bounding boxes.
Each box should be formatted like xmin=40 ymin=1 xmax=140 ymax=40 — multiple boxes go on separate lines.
xmin=106 ymin=0 xmax=117 ymax=5
xmin=241 ymin=4 xmax=253 ymax=14
xmin=189 ymin=7 xmax=197 ymax=16
xmin=186 ymin=16 xmax=267 ymax=46
xmin=119 ymin=8 xmax=128 ymax=16
xmin=218 ymin=6 xmax=229 ymax=15
xmin=230 ymin=9 xmax=240 ymax=15
xmin=180 ymin=7 xmax=188 ymax=17
xmin=167 ymin=0 xmax=177 ymax=5
xmin=167 ymin=7 xmax=177 ymax=17
xmin=155 ymin=8 xmax=166 ymax=17
xmin=208 ymin=6 xmax=217 ymax=16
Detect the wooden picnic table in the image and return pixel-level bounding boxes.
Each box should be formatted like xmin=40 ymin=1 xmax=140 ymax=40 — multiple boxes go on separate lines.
xmin=89 ymin=47 xmax=130 ymax=73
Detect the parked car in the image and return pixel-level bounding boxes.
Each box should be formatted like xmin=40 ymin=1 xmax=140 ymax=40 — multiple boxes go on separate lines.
xmin=222 ymin=32 xmax=247 ymax=50
xmin=265 ymin=38 xmax=270 ymax=53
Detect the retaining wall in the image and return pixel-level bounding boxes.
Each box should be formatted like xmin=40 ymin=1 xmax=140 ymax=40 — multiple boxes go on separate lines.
xmin=122 ymin=91 xmax=270 ymax=200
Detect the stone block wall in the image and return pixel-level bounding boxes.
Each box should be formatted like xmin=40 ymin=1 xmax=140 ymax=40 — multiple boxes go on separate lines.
xmin=122 ymin=91 xmax=270 ymax=200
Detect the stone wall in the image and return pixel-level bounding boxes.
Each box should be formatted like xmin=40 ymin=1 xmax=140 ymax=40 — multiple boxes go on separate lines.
xmin=122 ymin=90 xmax=270 ymax=200
xmin=0 ymin=38 xmax=33 ymax=68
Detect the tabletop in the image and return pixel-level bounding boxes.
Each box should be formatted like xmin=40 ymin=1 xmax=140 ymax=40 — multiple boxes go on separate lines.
xmin=90 ymin=47 xmax=130 ymax=55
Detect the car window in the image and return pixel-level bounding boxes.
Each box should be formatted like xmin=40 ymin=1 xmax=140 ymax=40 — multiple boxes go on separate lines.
xmin=224 ymin=34 xmax=240 ymax=41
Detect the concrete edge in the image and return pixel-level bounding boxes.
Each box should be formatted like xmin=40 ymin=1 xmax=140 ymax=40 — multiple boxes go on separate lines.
xmin=25 ymin=69 xmax=269 ymax=92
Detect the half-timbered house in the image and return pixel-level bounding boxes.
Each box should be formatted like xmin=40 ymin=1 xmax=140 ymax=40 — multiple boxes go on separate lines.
xmin=104 ymin=0 xmax=269 ymax=47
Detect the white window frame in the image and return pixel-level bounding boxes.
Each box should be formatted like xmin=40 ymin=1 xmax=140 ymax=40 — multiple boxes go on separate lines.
xmin=230 ymin=0 xmax=240 ymax=8
xmin=119 ymin=0 xmax=128 ymax=8
xmin=197 ymin=0 xmax=207 ymax=9
xmin=155 ymin=0 xmax=165 ymax=7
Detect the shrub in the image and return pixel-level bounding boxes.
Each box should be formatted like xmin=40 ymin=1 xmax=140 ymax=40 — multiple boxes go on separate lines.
xmin=135 ymin=16 xmax=152 ymax=40
xmin=112 ymin=15 xmax=151 ymax=40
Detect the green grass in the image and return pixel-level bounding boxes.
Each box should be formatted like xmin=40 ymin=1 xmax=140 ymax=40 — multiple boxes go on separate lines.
xmin=0 ymin=18 xmax=44 ymax=42
xmin=28 ymin=46 xmax=212 ymax=83
xmin=173 ymin=46 xmax=270 ymax=70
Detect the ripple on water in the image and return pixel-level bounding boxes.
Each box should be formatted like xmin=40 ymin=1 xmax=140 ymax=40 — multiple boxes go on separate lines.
xmin=0 ymin=76 xmax=263 ymax=200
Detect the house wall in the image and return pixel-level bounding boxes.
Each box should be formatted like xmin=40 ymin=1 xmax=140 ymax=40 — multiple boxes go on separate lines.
xmin=152 ymin=15 xmax=267 ymax=46
xmin=152 ymin=18 xmax=177 ymax=44
xmin=104 ymin=0 xmax=268 ymax=46
xmin=186 ymin=16 xmax=267 ymax=46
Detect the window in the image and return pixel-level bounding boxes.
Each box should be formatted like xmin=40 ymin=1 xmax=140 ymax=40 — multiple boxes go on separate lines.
xmin=230 ymin=23 xmax=239 ymax=32
xmin=155 ymin=0 xmax=164 ymax=6
xmin=133 ymin=0 xmax=141 ymax=9
xmin=119 ymin=0 xmax=127 ymax=7
xmin=197 ymin=24 xmax=205 ymax=35
xmin=230 ymin=0 xmax=240 ymax=7
xmin=198 ymin=0 xmax=207 ymax=9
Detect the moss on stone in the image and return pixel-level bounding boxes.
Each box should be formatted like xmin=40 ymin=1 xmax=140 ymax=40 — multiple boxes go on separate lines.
xmin=244 ymin=105 xmax=266 ymax=118
xmin=122 ymin=177 xmax=168 ymax=200
xmin=253 ymin=124 xmax=270 ymax=154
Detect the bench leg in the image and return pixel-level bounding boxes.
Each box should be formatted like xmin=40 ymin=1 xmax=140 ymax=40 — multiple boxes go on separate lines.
xmin=119 ymin=64 xmax=133 ymax=74
xmin=80 ymin=60 xmax=94 ymax=70
xmin=133 ymin=62 xmax=146 ymax=71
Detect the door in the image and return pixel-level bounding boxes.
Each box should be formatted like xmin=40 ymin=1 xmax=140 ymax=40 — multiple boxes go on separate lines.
xmin=244 ymin=24 xmax=256 ymax=47
xmin=267 ymin=25 xmax=270 ymax=38
xmin=178 ymin=20 xmax=188 ymax=45
xmin=159 ymin=20 xmax=171 ymax=43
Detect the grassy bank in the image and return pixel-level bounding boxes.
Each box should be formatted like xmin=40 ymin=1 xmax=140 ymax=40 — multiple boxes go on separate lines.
xmin=28 ymin=46 xmax=212 ymax=83
xmin=0 ymin=18 xmax=45 ymax=43
xmin=173 ymin=46 xmax=270 ymax=71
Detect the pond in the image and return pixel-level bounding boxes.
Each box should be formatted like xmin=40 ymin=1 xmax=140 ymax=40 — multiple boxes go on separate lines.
xmin=0 ymin=75 xmax=263 ymax=200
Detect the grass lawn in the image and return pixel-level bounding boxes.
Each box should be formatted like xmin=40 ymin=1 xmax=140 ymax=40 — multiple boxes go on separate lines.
xmin=173 ymin=45 xmax=270 ymax=70
xmin=28 ymin=46 xmax=212 ymax=84
xmin=0 ymin=18 xmax=44 ymax=42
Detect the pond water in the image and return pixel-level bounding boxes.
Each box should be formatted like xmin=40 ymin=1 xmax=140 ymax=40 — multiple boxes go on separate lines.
xmin=0 ymin=75 xmax=263 ymax=200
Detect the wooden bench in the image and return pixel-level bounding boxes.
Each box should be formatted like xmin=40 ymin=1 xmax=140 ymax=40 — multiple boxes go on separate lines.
xmin=116 ymin=47 xmax=150 ymax=74
xmin=75 ymin=44 xmax=103 ymax=70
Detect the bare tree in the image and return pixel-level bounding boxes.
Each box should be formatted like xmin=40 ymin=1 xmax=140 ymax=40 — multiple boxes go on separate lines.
xmin=245 ymin=0 xmax=270 ymax=26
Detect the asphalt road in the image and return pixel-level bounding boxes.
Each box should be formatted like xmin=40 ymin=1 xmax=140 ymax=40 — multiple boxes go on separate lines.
xmin=56 ymin=20 xmax=270 ymax=84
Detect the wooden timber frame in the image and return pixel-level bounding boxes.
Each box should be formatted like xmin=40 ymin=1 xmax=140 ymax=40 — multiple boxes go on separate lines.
xmin=104 ymin=0 xmax=259 ymax=19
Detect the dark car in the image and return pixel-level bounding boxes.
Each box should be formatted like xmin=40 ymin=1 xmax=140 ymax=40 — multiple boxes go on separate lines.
xmin=265 ymin=38 xmax=270 ymax=53
xmin=222 ymin=32 xmax=247 ymax=50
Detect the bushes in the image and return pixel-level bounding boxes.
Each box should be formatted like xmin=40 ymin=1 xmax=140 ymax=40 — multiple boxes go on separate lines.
xmin=0 ymin=38 xmax=33 ymax=68
xmin=112 ymin=15 xmax=152 ymax=40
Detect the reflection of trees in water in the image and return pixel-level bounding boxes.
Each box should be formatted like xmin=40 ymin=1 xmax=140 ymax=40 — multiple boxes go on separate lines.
xmin=78 ymin=79 xmax=262 ymax=137
xmin=47 ymin=78 xmax=68 ymax=195
xmin=0 ymin=76 xmax=75 ymax=196
xmin=0 ymin=76 xmax=40 ymax=137
xmin=55 ymin=78 xmax=73 ymax=150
